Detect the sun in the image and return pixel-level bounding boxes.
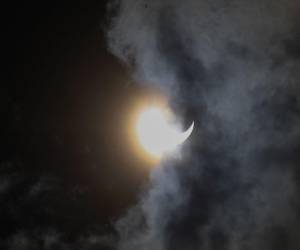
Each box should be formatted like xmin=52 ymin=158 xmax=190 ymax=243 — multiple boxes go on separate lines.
xmin=135 ymin=106 xmax=194 ymax=159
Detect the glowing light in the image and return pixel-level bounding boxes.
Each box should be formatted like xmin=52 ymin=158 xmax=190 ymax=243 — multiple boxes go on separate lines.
xmin=136 ymin=106 xmax=193 ymax=158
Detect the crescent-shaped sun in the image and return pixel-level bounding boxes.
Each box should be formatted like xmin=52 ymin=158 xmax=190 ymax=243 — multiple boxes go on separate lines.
xmin=136 ymin=106 xmax=194 ymax=158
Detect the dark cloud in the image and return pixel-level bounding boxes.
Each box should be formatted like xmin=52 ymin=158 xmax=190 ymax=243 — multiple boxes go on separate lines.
xmin=5 ymin=229 xmax=116 ymax=250
xmin=0 ymin=161 xmax=117 ymax=250
xmin=107 ymin=0 xmax=300 ymax=249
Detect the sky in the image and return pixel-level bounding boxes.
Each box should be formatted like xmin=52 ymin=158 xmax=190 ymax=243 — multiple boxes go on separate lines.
xmin=3 ymin=1 xmax=149 ymax=249
xmin=107 ymin=1 xmax=300 ymax=249
xmin=3 ymin=1 xmax=300 ymax=250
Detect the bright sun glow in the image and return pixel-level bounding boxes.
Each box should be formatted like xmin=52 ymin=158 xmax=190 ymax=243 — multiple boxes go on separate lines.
xmin=136 ymin=107 xmax=194 ymax=158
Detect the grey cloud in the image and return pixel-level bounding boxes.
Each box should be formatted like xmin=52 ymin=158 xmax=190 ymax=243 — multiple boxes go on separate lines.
xmin=6 ymin=229 xmax=116 ymax=250
xmin=107 ymin=0 xmax=300 ymax=249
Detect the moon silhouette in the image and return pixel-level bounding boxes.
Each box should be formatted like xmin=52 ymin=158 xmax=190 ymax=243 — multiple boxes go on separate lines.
xmin=136 ymin=107 xmax=194 ymax=158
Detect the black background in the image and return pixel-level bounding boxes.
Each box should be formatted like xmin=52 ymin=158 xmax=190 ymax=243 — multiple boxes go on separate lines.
xmin=2 ymin=1 xmax=148 ymax=245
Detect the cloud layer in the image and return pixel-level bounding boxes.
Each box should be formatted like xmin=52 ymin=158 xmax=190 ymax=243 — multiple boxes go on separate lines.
xmin=107 ymin=0 xmax=300 ymax=249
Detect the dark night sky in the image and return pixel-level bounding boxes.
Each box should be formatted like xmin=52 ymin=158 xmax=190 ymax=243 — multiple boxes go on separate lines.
xmin=3 ymin=1 xmax=300 ymax=250
xmin=2 ymin=2 xmax=149 ymax=248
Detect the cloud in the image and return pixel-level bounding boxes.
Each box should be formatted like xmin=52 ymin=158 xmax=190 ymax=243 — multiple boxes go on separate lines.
xmin=0 ymin=160 xmax=117 ymax=250
xmin=107 ymin=0 xmax=300 ymax=249
xmin=6 ymin=229 xmax=116 ymax=250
